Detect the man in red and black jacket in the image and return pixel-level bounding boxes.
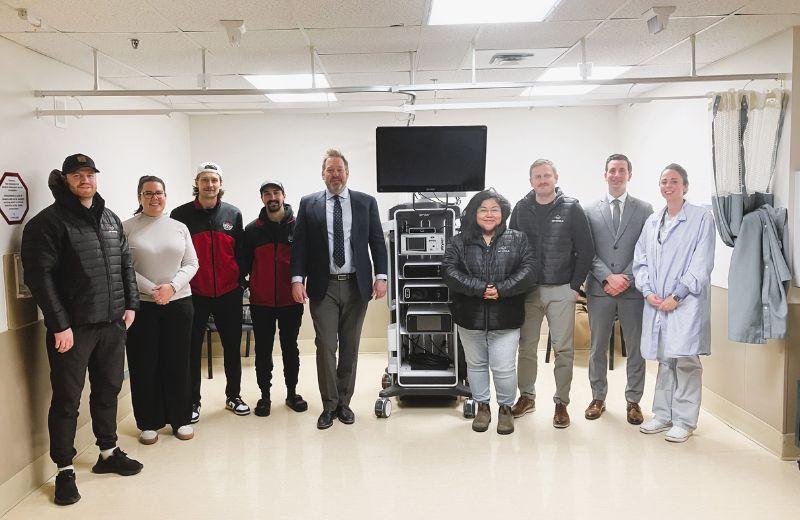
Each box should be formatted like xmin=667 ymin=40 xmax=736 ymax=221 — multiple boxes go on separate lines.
xmin=171 ymin=161 xmax=249 ymax=421
xmin=241 ymin=180 xmax=308 ymax=417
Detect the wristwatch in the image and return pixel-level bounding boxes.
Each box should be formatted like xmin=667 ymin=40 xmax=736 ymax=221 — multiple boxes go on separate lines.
xmin=670 ymin=294 xmax=682 ymax=302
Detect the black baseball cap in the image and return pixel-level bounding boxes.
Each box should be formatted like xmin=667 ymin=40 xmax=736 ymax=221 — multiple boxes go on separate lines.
xmin=260 ymin=180 xmax=285 ymax=194
xmin=62 ymin=154 xmax=99 ymax=175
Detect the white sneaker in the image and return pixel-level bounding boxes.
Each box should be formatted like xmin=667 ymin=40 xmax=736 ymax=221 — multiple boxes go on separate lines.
xmin=665 ymin=425 xmax=692 ymax=443
xmin=190 ymin=403 xmax=200 ymax=424
xmin=225 ymin=396 xmax=251 ymax=416
xmin=174 ymin=425 xmax=194 ymax=441
xmin=138 ymin=430 xmax=158 ymax=445
xmin=639 ymin=418 xmax=672 ymax=434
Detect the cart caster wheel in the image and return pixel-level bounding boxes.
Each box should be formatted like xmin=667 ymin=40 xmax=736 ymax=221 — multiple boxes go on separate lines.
xmin=375 ymin=398 xmax=392 ymax=418
xmin=463 ymin=398 xmax=476 ymax=419
xmin=381 ymin=373 xmax=392 ymax=389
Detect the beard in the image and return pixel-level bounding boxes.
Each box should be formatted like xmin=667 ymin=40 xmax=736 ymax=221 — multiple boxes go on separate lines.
xmin=267 ymin=202 xmax=282 ymax=213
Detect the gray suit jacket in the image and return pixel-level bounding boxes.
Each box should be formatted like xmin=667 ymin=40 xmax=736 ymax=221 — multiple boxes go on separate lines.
xmin=585 ymin=194 xmax=653 ymax=299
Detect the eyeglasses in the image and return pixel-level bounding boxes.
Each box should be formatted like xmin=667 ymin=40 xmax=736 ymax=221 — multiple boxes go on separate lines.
xmin=141 ymin=191 xmax=166 ymax=199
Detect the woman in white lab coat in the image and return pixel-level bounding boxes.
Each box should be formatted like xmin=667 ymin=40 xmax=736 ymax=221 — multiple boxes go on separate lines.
xmin=632 ymin=164 xmax=715 ymax=443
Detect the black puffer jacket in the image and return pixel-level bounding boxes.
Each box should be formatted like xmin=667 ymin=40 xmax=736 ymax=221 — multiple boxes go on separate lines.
xmin=509 ymin=188 xmax=594 ymax=291
xmin=21 ymin=170 xmax=138 ymax=333
xmin=442 ymin=226 xmax=536 ymax=330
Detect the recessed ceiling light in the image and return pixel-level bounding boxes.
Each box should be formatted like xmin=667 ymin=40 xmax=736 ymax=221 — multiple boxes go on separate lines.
xmin=428 ymin=0 xmax=561 ymax=25
xmin=520 ymin=66 xmax=631 ymax=96
xmin=244 ymin=74 xmax=336 ymax=103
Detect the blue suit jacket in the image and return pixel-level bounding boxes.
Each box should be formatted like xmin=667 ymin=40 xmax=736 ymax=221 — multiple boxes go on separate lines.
xmin=290 ymin=189 xmax=388 ymax=302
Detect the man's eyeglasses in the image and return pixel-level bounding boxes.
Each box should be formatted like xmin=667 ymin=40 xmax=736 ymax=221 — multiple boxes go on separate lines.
xmin=141 ymin=191 xmax=166 ymax=199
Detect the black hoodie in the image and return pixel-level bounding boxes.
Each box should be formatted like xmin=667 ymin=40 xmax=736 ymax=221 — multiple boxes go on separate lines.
xmin=21 ymin=170 xmax=138 ymax=332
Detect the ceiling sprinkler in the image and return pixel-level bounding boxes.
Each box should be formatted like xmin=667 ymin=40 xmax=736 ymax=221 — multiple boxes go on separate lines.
xmin=221 ymin=20 xmax=246 ymax=47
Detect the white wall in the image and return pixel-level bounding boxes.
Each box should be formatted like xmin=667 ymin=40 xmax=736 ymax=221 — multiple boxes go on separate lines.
xmin=0 ymin=36 xmax=192 ymax=332
xmin=618 ymin=29 xmax=794 ymax=289
xmin=188 ymin=107 xmax=619 ymax=225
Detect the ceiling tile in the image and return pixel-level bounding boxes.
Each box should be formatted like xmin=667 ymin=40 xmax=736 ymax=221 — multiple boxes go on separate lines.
xmin=13 ymin=0 xmax=177 ymax=32
xmin=615 ymin=0 xmax=751 ymax=18
xmin=336 ymin=92 xmax=407 ymax=101
xmin=476 ymin=20 xmax=599 ymax=49
xmin=307 ymin=26 xmax=420 ymax=54
xmin=549 ymin=0 xmax=630 ymax=21
xmin=151 ymin=1 xmax=297 ymax=31
xmin=291 ymin=0 xmax=426 ymax=28
xmin=190 ymin=30 xmax=311 ymax=74
xmin=2 ymin=31 xmax=140 ymax=77
xmin=554 ymin=17 xmax=723 ymax=66
xmin=71 ymin=32 xmax=203 ymax=75
xmin=740 ymin=1 xmax=800 ymax=14
xmin=327 ymin=71 xmax=411 ymax=86
xmin=417 ymin=41 xmax=471 ymax=70
xmin=318 ymin=52 xmax=410 ymax=73
xmin=155 ymin=74 xmax=256 ymax=89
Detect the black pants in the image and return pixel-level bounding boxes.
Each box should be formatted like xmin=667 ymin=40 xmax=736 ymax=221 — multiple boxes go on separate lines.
xmin=126 ymin=298 xmax=193 ymax=431
xmin=190 ymin=287 xmax=243 ymax=402
xmin=251 ymin=304 xmax=303 ymax=397
xmin=46 ymin=321 xmax=126 ymax=468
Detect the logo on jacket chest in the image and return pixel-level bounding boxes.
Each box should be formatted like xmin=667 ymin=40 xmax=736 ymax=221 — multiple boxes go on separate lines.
xmin=551 ymin=214 xmax=565 ymax=224
xmin=222 ymin=221 xmax=233 ymax=231
xmin=496 ymin=245 xmax=511 ymax=254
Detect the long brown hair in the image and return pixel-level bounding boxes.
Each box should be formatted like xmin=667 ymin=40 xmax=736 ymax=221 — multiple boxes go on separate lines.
xmin=134 ymin=175 xmax=166 ymax=215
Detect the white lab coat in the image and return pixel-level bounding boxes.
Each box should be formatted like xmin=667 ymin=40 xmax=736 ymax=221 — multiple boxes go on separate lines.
xmin=633 ymin=202 xmax=716 ymax=360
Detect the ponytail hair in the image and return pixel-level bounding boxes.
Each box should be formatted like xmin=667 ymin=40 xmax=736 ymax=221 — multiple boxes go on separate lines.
xmin=134 ymin=175 xmax=166 ymax=215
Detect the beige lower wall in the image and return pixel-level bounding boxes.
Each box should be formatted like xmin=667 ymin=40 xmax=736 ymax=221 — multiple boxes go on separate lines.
xmin=0 ymin=321 xmax=134 ymax=515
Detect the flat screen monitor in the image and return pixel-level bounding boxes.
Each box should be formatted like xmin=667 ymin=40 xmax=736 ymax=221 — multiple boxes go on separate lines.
xmin=376 ymin=125 xmax=487 ymax=192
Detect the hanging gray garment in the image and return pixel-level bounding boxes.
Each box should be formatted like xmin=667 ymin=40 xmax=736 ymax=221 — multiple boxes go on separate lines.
xmin=727 ymin=205 xmax=790 ymax=344
xmin=711 ymin=192 xmax=774 ymax=247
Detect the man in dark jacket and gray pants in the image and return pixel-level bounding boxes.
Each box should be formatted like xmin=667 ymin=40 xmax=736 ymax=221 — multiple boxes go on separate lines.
xmin=509 ymin=158 xmax=594 ymax=429
xmin=21 ymin=154 xmax=143 ymax=506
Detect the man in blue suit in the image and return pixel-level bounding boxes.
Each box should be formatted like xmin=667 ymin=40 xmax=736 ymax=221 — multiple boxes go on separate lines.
xmin=291 ymin=149 xmax=388 ymax=430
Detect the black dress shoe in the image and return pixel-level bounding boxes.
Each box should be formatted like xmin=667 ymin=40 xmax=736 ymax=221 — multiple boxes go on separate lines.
xmin=336 ymin=405 xmax=355 ymax=424
xmin=285 ymin=394 xmax=308 ymax=413
xmin=317 ymin=410 xmax=336 ymax=430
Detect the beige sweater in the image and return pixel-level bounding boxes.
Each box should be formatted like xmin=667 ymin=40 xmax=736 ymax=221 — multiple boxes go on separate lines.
xmin=122 ymin=213 xmax=199 ymax=302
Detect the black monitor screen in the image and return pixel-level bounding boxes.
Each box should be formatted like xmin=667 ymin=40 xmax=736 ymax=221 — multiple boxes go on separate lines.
xmin=376 ymin=126 xmax=487 ymax=192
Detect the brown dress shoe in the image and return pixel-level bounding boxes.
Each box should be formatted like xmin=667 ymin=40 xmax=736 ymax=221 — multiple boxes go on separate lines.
xmin=472 ymin=402 xmax=491 ymax=432
xmin=511 ymin=395 xmax=535 ymax=418
xmin=553 ymin=403 xmax=570 ymax=429
xmin=626 ymin=402 xmax=644 ymax=425
xmin=497 ymin=405 xmax=514 ymax=435
xmin=584 ymin=399 xmax=606 ymax=420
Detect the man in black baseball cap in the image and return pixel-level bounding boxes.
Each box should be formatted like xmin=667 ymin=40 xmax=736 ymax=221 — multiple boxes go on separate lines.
xmin=21 ymin=154 xmax=142 ymax=506
xmin=61 ymin=153 xmax=100 ymax=175
xmin=241 ymin=179 xmax=307 ymax=417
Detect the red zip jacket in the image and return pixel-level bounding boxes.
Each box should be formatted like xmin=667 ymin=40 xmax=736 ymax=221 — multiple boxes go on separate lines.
xmin=170 ymin=198 xmax=243 ymax=298
xmin=241 ymin=204 xmax=298 ymax=307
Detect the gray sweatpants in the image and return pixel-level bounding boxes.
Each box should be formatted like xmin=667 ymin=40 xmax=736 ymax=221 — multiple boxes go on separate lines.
xmin=517 ymin=284 xmax=575 ymax=405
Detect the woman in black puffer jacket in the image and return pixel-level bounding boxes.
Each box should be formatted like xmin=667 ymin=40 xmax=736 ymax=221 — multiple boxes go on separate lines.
xmin=442 ymin=190 xmax=536 ymax=435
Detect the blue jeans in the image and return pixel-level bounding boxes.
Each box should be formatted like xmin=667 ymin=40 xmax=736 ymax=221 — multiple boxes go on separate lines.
xmin=458 ymin=327 xmax=520 ymax=406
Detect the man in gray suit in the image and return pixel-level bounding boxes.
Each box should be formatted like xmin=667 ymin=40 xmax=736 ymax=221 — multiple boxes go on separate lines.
xmin=584 ymin=154 xmax=653 ymax=425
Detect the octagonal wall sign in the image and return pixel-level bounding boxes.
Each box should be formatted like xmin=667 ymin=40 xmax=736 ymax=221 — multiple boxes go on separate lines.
xmin=0 ymin=172 xmax=29 ymax=225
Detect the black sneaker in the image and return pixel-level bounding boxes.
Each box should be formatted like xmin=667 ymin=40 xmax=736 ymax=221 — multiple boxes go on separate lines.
xmin=91 ymin=448 xmax=143 ymax=476
xmin=54 ymin=470 xmax=80 ymax=506
xmin=190 ymin=403 xmax=201 ymax=424
xmin=225 ymin=396 xmax=251 ymax=415
xmin=285 ymin=394 xmax=308 ymax=413
xmin=254 ymin=398 xmax=271 ymax=417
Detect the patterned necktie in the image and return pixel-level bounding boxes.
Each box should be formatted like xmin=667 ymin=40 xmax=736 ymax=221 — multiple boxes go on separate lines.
xmin=612 ymin=199 xmax=621 ymax=234
xmin=333 ymin=195 xmax=345 ymax=268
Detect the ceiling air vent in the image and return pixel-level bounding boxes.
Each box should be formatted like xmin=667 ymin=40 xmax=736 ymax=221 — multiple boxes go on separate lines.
xmin=489 ymin=52 xmax=535 ymax=65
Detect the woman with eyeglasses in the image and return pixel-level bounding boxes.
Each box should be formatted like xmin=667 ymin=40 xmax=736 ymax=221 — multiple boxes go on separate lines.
xmin=633 ymin=164 xmax=715 ymax=443
xmin=123 ymin=176 xmax=199 ymax=444
xmin=442 ymin=190 xmax=536 ymax=435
